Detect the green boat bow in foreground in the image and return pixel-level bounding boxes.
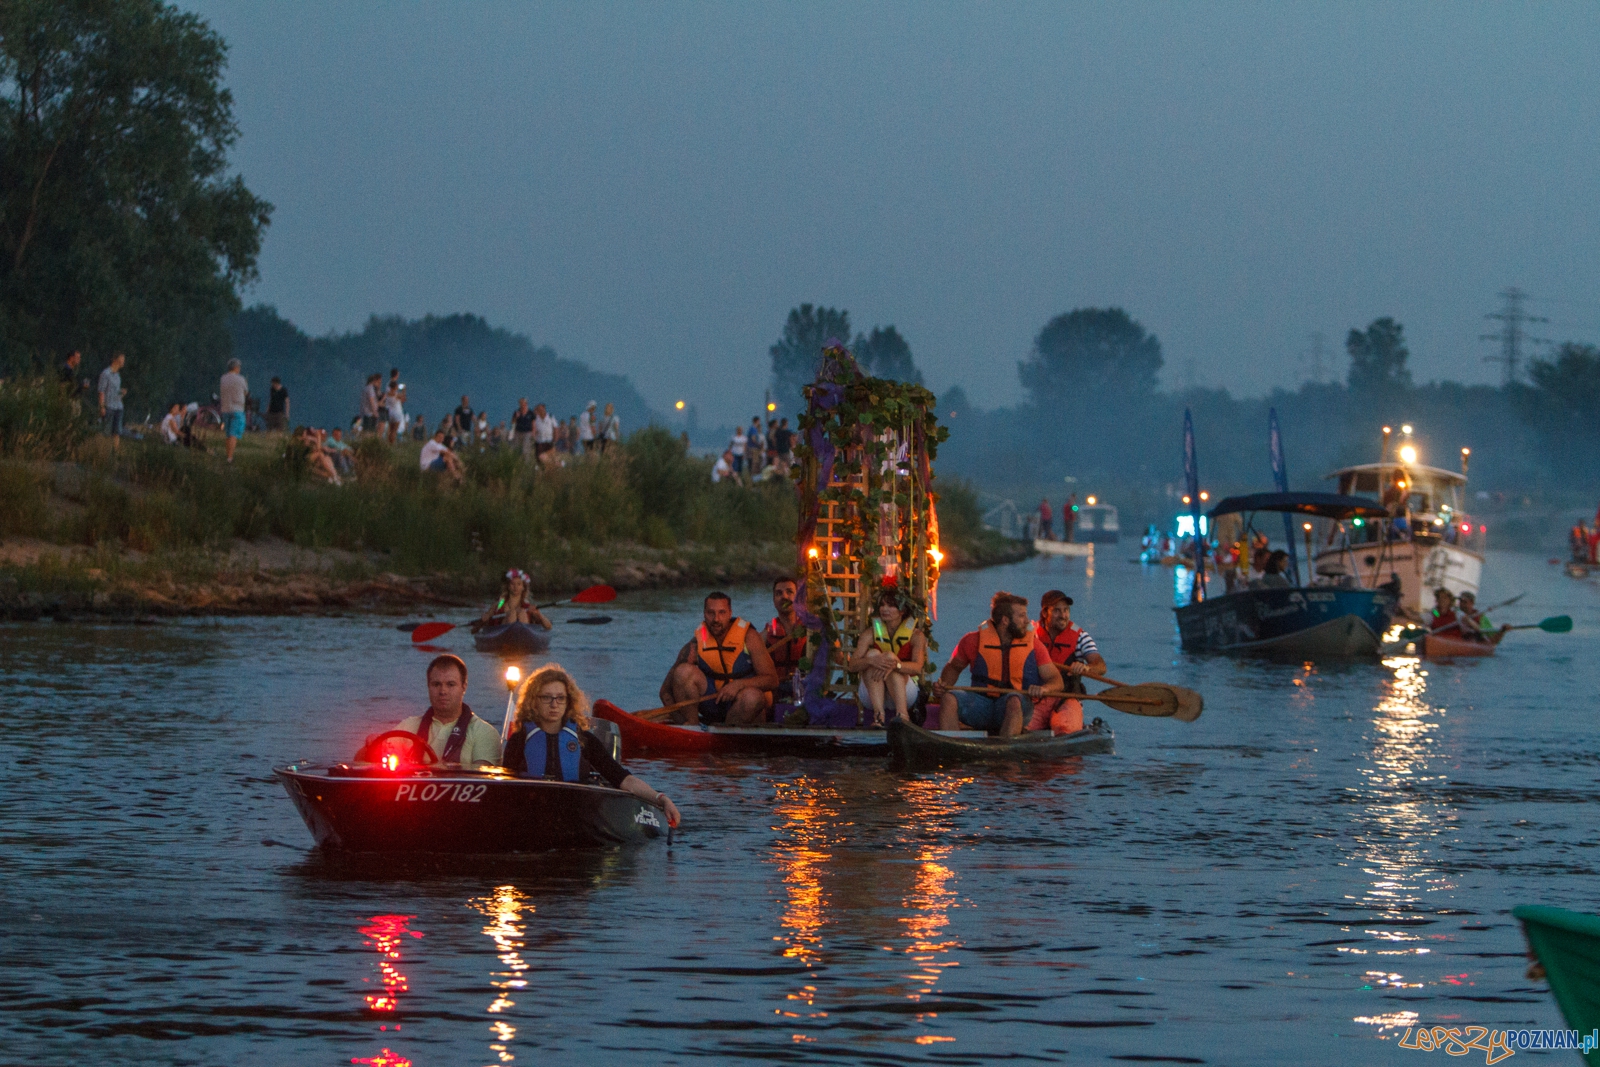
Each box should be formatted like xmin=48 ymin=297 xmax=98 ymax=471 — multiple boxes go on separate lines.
xmin=1515 ymin=905 xmax=1600 ymax=1064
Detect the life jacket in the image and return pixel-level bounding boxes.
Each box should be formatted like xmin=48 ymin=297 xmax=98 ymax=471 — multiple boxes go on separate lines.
xmin=765 ymin=616 xmax=808 ymax=675
xmin=968 ymin=621 xmax=1042 ymax=691
xmin=695 ymin=618 xmax=754 ymax=692
xmin=871 ymin=616 xmax=918 ymax=662
xmin=1033 ymin=621 xmax=1087 ymax=693
xmin=1430 ymin=608 xmax=1460 ymax=636
xmin=415 ymin=705 xmax=476 ymax=763
xmin=523 ymin=723 xmax=587 ymax=782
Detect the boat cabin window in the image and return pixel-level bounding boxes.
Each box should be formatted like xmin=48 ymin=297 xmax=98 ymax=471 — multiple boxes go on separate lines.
xmin=1339 ymin=471 xmax=1382 ymax=496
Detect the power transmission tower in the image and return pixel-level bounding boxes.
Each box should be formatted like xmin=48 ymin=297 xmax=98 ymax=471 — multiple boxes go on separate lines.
xmin=1480 ymin=287 xmax=1549 ymax=385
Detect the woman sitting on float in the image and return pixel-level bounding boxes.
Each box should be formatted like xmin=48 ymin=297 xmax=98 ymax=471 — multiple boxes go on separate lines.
xmin=479 ymin=568 xmax=552 ymax=630
xmin=503 ymin=664 xmax=681 ymax=827
xmin=845 ymin=585 xmax=927 ymax=728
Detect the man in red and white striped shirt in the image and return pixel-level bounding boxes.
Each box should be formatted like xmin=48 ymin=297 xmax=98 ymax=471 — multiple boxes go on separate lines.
xmin=1028 ymin=590 xmax=1106 ymax=735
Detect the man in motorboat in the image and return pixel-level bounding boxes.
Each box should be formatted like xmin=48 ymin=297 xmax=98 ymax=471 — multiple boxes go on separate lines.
xmin=764 ymin=577 xmax=809 ymax=705
xmin=844 ymin=586 xmax=927 ymax=728
xmin=503 ymin=664 xmax=682 ymax=828
xmin=363 ymin=654 xmax=503 ymax=768
xmin=660 ymin=592 xmax=779 ymax=725
xmin=1455 ymin=591 xmax=1508 ymax=644
xmin=930 ymin=591 xmax=1065 ymax=738
xmin=477 ymin=569 xmax=552 ymax=632
xmin=1027 ymin=590 xmax=1106 ymax=736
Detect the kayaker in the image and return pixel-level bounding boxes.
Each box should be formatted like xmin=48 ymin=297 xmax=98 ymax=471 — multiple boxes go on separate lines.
xmin=931 ymin=591 xmax=1064 ymax=737
xmin=1455 ymin=591 xmax=1508 ymax=643
xmin=659 ymin=592 xmax=779 ymax=725
xmin=764 ymin=578 xmax=809 ymax=704
xmin=845 ymin=587 xmax=927 ymax=727
xmin=1427 ymin=588 xmax=1463 ymax=637
xmin=1027 ymin=590 xmax=1105 ymax=735
xmin=503 ymin=664 xmax=682 ymax=827
xmin=365 ymin=654 xmax=502 ymax=768
xmin=479 ymin=569 xmax=552 ymax=630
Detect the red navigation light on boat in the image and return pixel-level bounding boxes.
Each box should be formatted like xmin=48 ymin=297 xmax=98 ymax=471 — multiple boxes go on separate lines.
xmin=382 ymin=753 xmax=399 ymax=772
xmin=1461 ymin=523 xmax=1471 ymax=533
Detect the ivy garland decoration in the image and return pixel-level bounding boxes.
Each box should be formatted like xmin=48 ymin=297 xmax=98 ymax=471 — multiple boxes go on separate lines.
xmin=791 ymin=343 xmax=949 ymax=717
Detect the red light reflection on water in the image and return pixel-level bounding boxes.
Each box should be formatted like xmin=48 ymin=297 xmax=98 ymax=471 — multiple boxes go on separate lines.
xmin=351 ymin=1051 xmax=412 ymax=1067
xmin=361 ymin=914 xmax=422 ymax=1013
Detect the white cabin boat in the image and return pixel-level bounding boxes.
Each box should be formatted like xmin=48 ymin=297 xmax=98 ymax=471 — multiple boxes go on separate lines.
xmin=1310 ymin=458 xmax=1484 ymax=615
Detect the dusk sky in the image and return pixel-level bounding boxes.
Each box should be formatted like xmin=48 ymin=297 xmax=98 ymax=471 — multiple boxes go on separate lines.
xmin=186 ymin=1 xmax=1600 ymax=414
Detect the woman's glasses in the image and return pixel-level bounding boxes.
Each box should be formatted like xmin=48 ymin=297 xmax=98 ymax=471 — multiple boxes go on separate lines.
xmin=535 ymin=694 xmax=568 ymax=706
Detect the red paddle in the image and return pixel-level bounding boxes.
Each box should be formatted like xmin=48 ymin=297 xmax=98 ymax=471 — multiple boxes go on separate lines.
xmin=409 ymin=621 xmax=455 ymax=643
xmin=537 ymin=584 xmax=616 ymax=609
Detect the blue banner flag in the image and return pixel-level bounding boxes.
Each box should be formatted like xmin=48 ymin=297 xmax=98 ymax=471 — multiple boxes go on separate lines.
xmin=1269 ymin=408 xmax=1300 ymax=585
xmin=1183 ymin=409 xmax=1204 ymax=597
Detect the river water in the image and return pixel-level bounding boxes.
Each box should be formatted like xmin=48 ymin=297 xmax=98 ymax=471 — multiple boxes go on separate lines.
xmin=2 ymin=550 xmax=1595 ymax=1066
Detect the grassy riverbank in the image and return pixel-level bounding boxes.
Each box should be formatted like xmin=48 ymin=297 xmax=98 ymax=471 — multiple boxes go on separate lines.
xmin=0 ymin=380 xmax=1023 ymax=617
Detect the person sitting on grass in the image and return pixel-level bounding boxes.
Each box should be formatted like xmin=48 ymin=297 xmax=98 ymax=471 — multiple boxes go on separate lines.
xmin=420 ymin=428 xmax=464 ymax=485
xmin=478 ymin=569 xmax=552 ymax=631
xmin=294 ymin=426 xmax=342 ymax=486
xmin=159 ymin=403 xmax=183 ymax=445
xmin=323 ymin=427 xmax=354 ymax=476
xmin=845 ymin=587 xmax=926 ymax=727
xmin=503 ymin=664 xmax=682 ymax=826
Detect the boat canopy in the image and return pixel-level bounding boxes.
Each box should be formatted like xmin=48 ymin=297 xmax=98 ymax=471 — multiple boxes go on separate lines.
xmin=1205 ymin=492 xmax=1393 ymax=521
xmin=1325 ymin=462 xmax=1467 ymax=488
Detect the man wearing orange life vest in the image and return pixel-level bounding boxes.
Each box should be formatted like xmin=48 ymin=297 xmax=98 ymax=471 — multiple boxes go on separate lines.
xmin=660 ymin=592 xmax=779 ymax=725
xmin=764 ymin=578 xmax=808 ymax=704
xmin=1028 ymin=590 xmax=1106 ymax=735
xmin=931 ymin=591 xmax=1065 ymax=737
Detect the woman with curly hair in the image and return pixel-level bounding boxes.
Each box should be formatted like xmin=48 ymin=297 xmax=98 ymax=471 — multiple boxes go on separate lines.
xmin=479 ymin=569 xmax=552 ymax=630
xmin=502 ymin=664 xmax=682 ymax=827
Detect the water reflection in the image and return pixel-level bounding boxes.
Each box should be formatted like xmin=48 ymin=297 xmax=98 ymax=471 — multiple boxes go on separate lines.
xmin=471 ymin=885 xmax=530 ymax=1064
xmin=357 ymin=914 xmax=421 ymax=1067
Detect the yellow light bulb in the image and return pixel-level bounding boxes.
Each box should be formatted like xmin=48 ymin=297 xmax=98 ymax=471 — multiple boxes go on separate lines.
xmin=807 ymin=546 xmax=819 ymax=559
xmin=674 ymin=400 xmax=685 ymax=410
xmin=1086 ymin=496 xmax=1097 ymax=506
xmin=1399 ymin=444 xmax=1417 ymax=464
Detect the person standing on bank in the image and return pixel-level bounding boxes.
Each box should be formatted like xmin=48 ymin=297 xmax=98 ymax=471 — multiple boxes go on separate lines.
xmin=578 ymin=401 xmax=598 ymax=454
xmin=97 ymin=352 xmax=127 ymax=451
xmin=219 ymin=358 xmax=248 ymax=463
xmin=265 ymin=377 xmax=289 ymax=432
xmin=598 ymin=402 xmax=621 ymax=454
xmin=1028 ymin=590 xmax=1106 ymax=735
xmin=503 ymin=664 xmax=682 ymax=825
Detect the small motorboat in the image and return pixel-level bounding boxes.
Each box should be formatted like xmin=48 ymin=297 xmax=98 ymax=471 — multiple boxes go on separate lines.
xmin=1422 ymin=632 xmax=1499 ymax=659
xmin=276 ymin=762 xmax=661 ymax=852
xmin=1515 ymin=905 xmax=1600 ymax=1044
xmin=886 ymin=718 xmax=1114 ymax=769
xmin=593 ymin=699 xmax=891 ymax=758
xmin=473 ymin=622 xmax=552 ymax=655
xmin=1033 ymin=538 xmax=1093 ymax=558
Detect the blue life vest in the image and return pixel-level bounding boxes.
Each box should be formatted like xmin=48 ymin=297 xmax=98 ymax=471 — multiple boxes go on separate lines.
xmin=524 ymin=724 xmax=584 ymax=782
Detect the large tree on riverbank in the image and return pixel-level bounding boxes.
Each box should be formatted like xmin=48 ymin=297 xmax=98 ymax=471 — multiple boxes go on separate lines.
xmin=0 ymin=0 xmax=272 ymax=407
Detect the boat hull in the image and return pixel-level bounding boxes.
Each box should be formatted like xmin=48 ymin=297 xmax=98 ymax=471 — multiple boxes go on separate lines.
xmin=887 ymin=719 xmax=1115 ymax=768
xmin=276 ymin=766 xmax=660 ymax=852
xmin=473 ymin=623 xmax=552 ymax=655
xmin=1515 ymin=905 xmax=1600 ymax=1056
xmin=1312 ymin=539 xmax=1482 ymax=616
xmin=593 ymin=699 xmax=890 ymax=758
xmin=1175 ymin=587 xmax=1394 ymax=656
xmin=1033 ymin=539 xmax=1093 ymax=558
xmin=1422 ymin=633 xmax=1496 ymax=659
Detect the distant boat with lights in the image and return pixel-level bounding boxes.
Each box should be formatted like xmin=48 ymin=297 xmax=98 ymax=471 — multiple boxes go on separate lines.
xmin=1310 ymin=425 xmax=1485 ymax=617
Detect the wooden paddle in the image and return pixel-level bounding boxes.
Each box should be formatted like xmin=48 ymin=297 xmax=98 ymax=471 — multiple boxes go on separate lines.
xmin=633 ymin=695 xmax=714 ymax=723
xmin=1085 ymin=672 xmax=1204 ymax=723
xmin=947 ymin=684 xmax=1186 ymax=719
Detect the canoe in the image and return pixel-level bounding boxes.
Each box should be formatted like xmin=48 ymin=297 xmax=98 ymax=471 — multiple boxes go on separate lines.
xmin=1515 ymin=905 xmax=1600 ymax=1060
xmin=473 ymin=622 xmax=552 ymax=654
xmin=886 ymin=718 xmax=1115 ymax=769
xmin=593 ymin=699 xmax=890 ymax=758
xmin=275 ymin=762 xmax=661 ymax=852
xmin=1423 ymin=632 xmax=1496 ymax=659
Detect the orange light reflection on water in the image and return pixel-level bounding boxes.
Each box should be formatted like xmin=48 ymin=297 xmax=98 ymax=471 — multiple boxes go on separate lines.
xmin=351 ymin=1051 xmax=413 ymax=1067
xmin=771 ymin=778 xmax=836 ymax=967
xmin=471 ymin=885 xmax=531 ymax=1064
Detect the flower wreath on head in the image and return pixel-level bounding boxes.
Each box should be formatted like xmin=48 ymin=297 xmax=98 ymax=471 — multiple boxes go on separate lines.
xmin=505 ymin=568 xmax=530 ymax=584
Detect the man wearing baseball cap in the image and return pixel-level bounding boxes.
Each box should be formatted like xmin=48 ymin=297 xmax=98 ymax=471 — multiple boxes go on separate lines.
xmin=1029 ymin=590 xmax=1106 ymax=735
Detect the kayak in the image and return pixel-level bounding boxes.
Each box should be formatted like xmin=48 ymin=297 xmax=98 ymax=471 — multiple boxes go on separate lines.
xmin=1423 ymin=632 xmax=1497 ymax=659
xmin=593 ymin=699 xmax=891 ymax=758
xmin=1515 ymin=905 xmax=1600 ymax=1060
xmin=275 ymin=762 xmax=661 ymax=852
xmin=473 ymin=622 xmax=552 ymax=655
xmin=886 ymin=718 xmax=1115 ymax=769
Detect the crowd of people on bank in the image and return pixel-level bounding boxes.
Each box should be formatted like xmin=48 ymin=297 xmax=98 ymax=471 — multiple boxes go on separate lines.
xmin=711 ymin=416 xmax=796 ymax=485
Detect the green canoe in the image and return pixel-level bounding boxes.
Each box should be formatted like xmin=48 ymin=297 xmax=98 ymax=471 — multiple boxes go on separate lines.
xmin=1514 ymin=904 xmax=1600 ymax=1063
xmin=886 ymin=717 xmax=1114 ymax=768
